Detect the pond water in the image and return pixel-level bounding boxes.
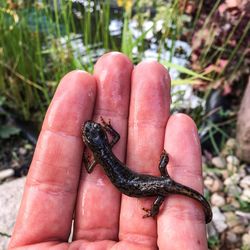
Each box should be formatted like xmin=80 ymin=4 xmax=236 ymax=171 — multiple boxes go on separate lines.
xmin=59 ymin=1 xmax=204 ymax=110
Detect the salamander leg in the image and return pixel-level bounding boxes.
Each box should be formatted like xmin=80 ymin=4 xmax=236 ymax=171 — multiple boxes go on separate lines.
xmin=159 ymin=150 xmax=170 ymax=177
xmin=142 ymin=195 xmax=165 ymax=218
xmin=100 ymin=117 xmax=120 ymax=147
xmin=83 ymin=152 xmax=97 ymax=173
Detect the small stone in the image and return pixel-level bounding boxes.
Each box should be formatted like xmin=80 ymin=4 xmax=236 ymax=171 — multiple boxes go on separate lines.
xmin=239 ymin=164 xmax=247 ymax=178
xmin=222 ymin=138 xmax=237 ymax=155
xmin=0 ymin=169 xmax=15 ymax=181
xmin=231 ymin=199 xmax=240 ymax=208
xmin=240 ymin=176 xmax=250 ymax=189
xmin=204 ymin=177 xmax=223 ymax=192
xmin=227 ymin=163 xmax=237 ymax=173
xmin=226 ymin=138 xmax=237 ymax=150
xmin=11 ymin=160 xmax=19 ymax=168
xmin=204 ymin=176 xmax=213 ymax=188
xmin=221 ymin=170 xmax=229 ymax=180
xmin=212 ymin=207 xmax=227 ymax=233
xmin=235 ymin=211 xmax=250 ymax=220
xmin=18 ymin=147 xmax=27 ymax=155
xmin=225 ymin=212 xmax=245 ymax=228
xmin=232 ymin=225 xmax=246 ymax=234
xmin=226 ymin=185 xmax=242 ymax=197
xmin=241 ymin=189 xmax=250 ymax=203
xmin=211 ymin=193 xmax=226 ymax=207
xmin=226 ymin=231 xmax=238 ymax=244
xmin=24 ymin=143 xmax=33 ymax=150
xmin=227 ymin=155 xmax=240 ymax=166
xmin=224 ymin=212 xmax=238 ymax=228
xmin=242 ymin=233 xmax=250 ymax=247
xmin=245 ymin=165 xmax=250 ymax=175
xmin=207 ymin=223 xmax=217 ymax=237
xmin=212 ymin=156 xmax=226 ymax=169
xmin=224 ymin=173 xmax=240 ymax=186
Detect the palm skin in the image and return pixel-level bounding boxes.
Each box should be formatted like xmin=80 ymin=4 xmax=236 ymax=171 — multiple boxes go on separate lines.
xmin=9 ymin=52 xmax=208 ymax=250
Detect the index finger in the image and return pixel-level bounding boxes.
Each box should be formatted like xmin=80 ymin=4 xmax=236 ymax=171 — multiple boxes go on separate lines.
xmin=9 ymin=71 xmax=96 ymax=247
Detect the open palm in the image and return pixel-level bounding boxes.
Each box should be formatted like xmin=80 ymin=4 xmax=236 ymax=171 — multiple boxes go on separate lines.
xmin=9 ymin=52 xmax=208 ymax=250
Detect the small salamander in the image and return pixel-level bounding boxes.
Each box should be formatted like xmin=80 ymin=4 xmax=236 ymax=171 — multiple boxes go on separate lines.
xmin=82 ymin=119 xmax=212 ymax=223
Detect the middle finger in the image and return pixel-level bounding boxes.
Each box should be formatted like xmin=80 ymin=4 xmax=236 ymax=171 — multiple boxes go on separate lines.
xmin=119 ymin=61 xmax=171 ymax=248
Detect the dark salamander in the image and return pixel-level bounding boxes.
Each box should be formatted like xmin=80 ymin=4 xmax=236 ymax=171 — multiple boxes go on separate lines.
xmin=82 ymin=119 xmax=212 ymax=223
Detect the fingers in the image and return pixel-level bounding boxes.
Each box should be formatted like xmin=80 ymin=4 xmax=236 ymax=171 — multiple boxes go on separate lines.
xmin=119 ymin=61 xmax=171 ymax=248
xmin=158 ymin=114 xmax=207 ymax=249
xmin=9 ymin=71 xmax=96 ymax=247
xmin=73 ymin=52 xmax=133 ymax=241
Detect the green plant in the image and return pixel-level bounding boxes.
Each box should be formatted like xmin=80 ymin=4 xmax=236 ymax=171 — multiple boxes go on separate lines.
xmin=0 ymin=96 xmax=20 ymax=139
xmin=0 ymin=1 xmax=99 ymax=122
xmin=0 ymin=125 xmax=20 ymax=139
xmin=208 ymin=235 xmax=220 ymax=249
xmin=188 ymin=0 xmax=250 ymax=90
xmin=241 ymin=245 xmax=250 ymax=250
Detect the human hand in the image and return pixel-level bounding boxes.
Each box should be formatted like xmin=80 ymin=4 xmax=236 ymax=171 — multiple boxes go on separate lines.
xmin=9 ymin=52 xmax=208 ymax=250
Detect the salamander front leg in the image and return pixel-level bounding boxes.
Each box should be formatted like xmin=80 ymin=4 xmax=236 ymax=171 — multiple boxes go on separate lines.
xmin=100 ymin=117 xmax=120 ymax=147
xmin=159 ymin=150 xmax=170 ymax=178
xmin=83 ymin=152 xmax=97 ymax=173
xmin=142 ymin=195 xmax=165 ymax=218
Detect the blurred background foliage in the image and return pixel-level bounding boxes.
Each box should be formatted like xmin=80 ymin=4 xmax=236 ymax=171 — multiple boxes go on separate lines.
xmin=0 ymin=0 xmax=249 ymax=150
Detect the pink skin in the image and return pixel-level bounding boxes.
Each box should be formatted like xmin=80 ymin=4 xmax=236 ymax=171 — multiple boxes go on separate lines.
xmin=9 ymin=52 xmax=208 ymax=250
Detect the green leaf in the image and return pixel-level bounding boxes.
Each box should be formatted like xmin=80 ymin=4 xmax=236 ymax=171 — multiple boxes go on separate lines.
xmin=0 ymin=96 xmax=6 ymax=106
xmin=0 ymin=125 xmax=21 ymax=139
xmin=171 ymin=77 xmax=198 ymax=85
xmin=161 ymin=60 xmax=212 ymax=81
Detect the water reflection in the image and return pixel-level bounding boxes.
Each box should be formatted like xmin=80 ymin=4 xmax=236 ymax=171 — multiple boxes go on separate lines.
xmin=57 ymin=2 xmax=200 ymax=109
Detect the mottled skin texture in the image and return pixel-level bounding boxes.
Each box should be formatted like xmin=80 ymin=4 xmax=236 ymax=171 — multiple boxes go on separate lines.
xmin=82 ymin=119 xmax=212 ymax=223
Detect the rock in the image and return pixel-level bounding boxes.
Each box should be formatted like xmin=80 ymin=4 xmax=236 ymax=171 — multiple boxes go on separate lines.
xmin=230 ymin=199 xmax=240 ymax=209
xmin=221 ymin=169 xmax=229 ymax=180
xmin=0 ymin=177 xmax=26 ymax=249
xmin=224 ymin=173 xmax=240 ymax=186
xmin=0 ymin=169 xmax=15 ymax=181
xmin=226 ymin=231 xmax=238 ymax=244
xmin=18 ymin=147 xmax=27 ymax=155
xmin=211 ymin=193 xmax=226 ymax=207
xmin=207 ymin=222 xmax=217 ymax=237
xmin=238 ymin=164 xmax=247 ymax=178
xmin=212 ymin=156 xmax=226 ymax=169
xmin=204 ymin=176 xmax=213 ymax=188
xmin=212 ymin=207 xmax=227 ymax=233
xmin=226 ymin=185 xmax=242 ymax=197
xmin=222 ymin=138 xmax=237 ymax=156
xmin=232 ymin=225 xmax=246 ymax=234
xmin=225 ymin=138 xmax=237 ymax=150
xmin=226 ymin=155 xmax=240 ymax=166
xmin=24 ymin=143 xmax=33 ymax=150
xmin=204 ymin=176 xmax=223 ymax=192
xmin=227 ymin=163 xmax=237 ymax=173
xmin=241 ymin=189 xmax=250 ymax=203
xmin=242 ymin=233 xmax=250 ymax=247
xmin=245 ymin=165 xmax=250 ymax=175
xmin=240 ymin=176 xmax=250 ymax=189
xmin=235 ymin=211 xmax=250 ymax=220
xmin=224 ymin=212 xmax=247 ymax=228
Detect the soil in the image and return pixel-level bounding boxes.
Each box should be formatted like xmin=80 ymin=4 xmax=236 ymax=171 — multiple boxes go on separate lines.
xmin=0 ymin=136 xmax=34 ymax=182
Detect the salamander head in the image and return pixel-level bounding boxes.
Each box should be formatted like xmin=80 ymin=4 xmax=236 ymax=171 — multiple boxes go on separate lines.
xmin=82 ymin=120 xmax=108 ymax=150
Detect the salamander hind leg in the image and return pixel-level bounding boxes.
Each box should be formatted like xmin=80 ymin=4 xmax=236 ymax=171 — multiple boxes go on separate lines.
xmin=100 ymin=117 xmax=120 ymax=147
xmin=142 ymin=195 xmax=165 ymax=218
xmin=159 ymin=150 xmax=170 ymax=177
